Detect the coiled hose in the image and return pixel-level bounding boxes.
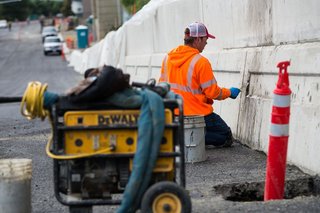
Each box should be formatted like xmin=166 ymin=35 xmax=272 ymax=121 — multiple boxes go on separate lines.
xmin=20 ymin=81 xmax=48 ymax=120
xmin=20 ymin=81 xmax=113 ymax=159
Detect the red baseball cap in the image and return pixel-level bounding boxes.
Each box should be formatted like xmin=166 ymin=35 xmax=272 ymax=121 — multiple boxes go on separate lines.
xmin=186 ymin=22 xmax=215 ymax=39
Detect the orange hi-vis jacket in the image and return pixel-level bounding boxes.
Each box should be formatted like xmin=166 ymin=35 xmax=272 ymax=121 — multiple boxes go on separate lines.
xmin=159 ymin=45 xmax=231 ymax=116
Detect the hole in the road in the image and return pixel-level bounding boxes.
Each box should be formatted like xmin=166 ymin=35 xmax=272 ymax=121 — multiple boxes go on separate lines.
xmin=214 ymin=176 xmax=320 ymax=202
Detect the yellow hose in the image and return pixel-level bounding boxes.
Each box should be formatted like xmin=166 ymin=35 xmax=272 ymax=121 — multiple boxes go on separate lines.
xmin=20 ymin=81 xmax=113 ymax=159
xmin=20 ymin=81 xmax=48 ymax=120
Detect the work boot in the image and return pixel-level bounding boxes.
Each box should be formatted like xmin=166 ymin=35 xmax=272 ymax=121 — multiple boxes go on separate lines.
xmin=222 ymin=135 xmax=239 ymax=147
xmin=222 ymin=137 xmax=233 ymax=147
xmin=206 ymin=137 xmax=234 ymax=148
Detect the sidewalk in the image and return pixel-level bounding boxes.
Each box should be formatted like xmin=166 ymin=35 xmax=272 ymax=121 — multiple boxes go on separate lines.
xmin=188 ymin=142 xmax=320 ymax=212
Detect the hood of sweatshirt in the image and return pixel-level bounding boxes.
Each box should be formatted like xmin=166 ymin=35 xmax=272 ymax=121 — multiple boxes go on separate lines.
xmin=168 ymin=45 xmax=199 ymax=68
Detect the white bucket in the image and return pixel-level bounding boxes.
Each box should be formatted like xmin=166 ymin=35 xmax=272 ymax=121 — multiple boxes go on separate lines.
xmin=184 ymin=116 xmax=207 ymax=163
xmin=0 ymin=159 xmax=32 ymax=213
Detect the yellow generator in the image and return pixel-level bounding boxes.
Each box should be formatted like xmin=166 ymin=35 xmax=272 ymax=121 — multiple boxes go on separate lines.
xmin=50 ymin=95 xmax=191 ymax=213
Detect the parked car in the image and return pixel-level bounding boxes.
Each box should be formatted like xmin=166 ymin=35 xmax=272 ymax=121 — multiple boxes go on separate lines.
xmin=41 ymin=26 xmax=57 ymax=42
xmin=0 ymin=20 xmax=8 ymax=29
xmin=43 ymin=36 xmax=62 ymax=55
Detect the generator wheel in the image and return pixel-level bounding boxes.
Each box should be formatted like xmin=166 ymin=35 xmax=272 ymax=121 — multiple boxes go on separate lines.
xmin=141 ymin=181 xmax=191 ymax=213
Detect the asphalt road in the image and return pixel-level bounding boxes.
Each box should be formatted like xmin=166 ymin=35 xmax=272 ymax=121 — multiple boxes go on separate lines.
xmin=0 ymin=21 xmax=319 ymax=213
xmin=0 ymin=21 xmax=82 ymax=213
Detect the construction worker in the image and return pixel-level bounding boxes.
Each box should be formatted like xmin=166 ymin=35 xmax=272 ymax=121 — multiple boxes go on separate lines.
xmin=159 ymin=22 xmax=241 ymax=147
xmin=8 ymin=21 xmax=12 ymax=31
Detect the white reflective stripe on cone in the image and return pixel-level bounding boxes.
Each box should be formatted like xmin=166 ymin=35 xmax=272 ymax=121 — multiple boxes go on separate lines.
xmin=273 ymin=94 xmax=290 ymax=107
xmin=270 ymin=123 xmax=289 ymax=137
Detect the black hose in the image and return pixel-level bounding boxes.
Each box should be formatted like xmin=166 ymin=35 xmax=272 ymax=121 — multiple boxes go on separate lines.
xmin=0 ymin=97 xmax=22 ymax=103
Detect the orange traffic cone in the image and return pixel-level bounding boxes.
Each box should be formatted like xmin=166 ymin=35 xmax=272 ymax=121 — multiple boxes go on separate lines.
xmin=264 ymin=61 xmax=291 ymax=201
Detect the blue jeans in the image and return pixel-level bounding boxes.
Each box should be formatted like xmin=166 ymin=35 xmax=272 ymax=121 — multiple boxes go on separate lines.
xmin=204 ymin=112 xmax=232 ymax=146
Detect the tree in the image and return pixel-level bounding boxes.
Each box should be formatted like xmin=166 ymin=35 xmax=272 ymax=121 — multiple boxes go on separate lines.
xmin=0 ymin=0 xmax=65 ymax=21
xmin=0 ymin=0 xmax=31 ymax=21
xmin=29 ymin=0 xmax=64 ymax=17
xmin=61 ymin=0 xmax=72 ymax=17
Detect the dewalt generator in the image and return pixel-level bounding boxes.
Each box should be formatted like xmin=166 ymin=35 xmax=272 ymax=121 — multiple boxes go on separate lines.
xmin=19 ymin=66 xmax=191 ymax=213
xmin=49 ymin=88 xmax=190 ymax=213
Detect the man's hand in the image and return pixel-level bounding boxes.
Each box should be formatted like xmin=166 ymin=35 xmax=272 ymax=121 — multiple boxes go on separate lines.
xmin=230 ymin=87 xmax=241 ymax=99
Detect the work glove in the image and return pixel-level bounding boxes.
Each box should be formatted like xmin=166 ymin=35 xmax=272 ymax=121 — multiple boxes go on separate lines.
xmin=229 ymin=87 xmax=241 ymax=99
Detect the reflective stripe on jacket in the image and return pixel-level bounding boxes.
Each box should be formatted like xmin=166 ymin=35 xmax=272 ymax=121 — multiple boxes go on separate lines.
xmin=159 ymin=45 xmax=231 ymax=116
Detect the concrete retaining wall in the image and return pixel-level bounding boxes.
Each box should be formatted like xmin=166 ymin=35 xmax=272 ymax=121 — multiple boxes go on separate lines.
xmin=69 ymin=0 xmax=320 ymax=175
